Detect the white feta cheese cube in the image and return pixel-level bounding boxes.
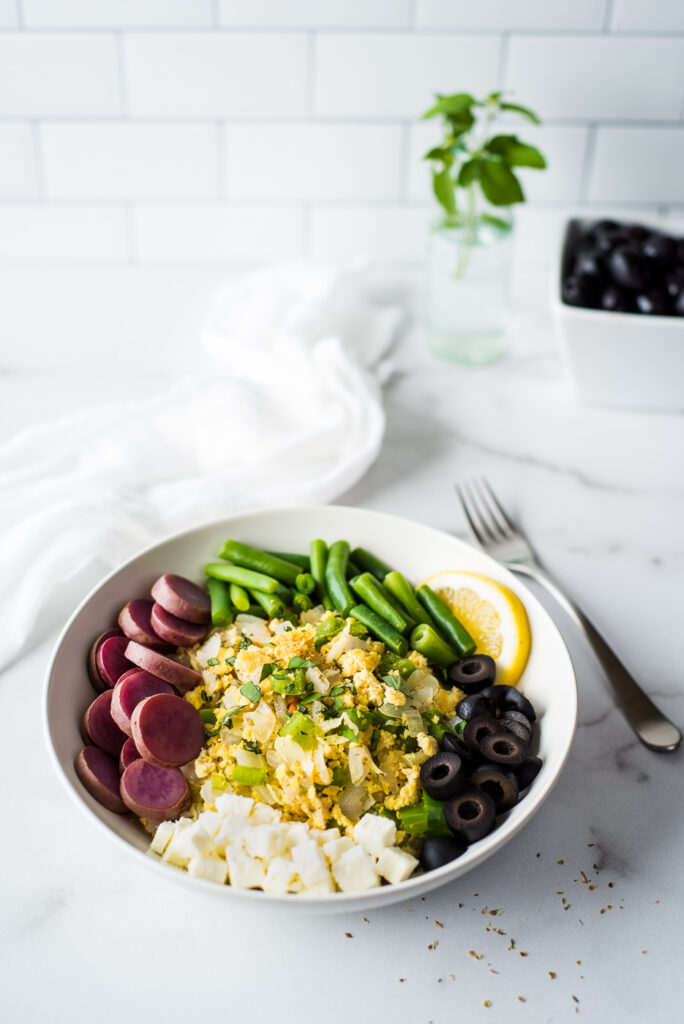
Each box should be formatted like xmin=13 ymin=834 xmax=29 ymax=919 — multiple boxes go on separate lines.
xmin=250 ymin=803 xmax=281 ymax=825
xmin=215 ymin=793 xmax=254 ymax=818
xmin=149 ymin=820 xmax=175 ymax=856
xmin=279 ymin=822 xmax=311 ymax=848
xmin=263 ymin=857 xmax=299 ymax=894
xmin=187 ymin=855 xmax=229 ymax=885
xmin=376 ymin=847 xmax=419 ymax=885
xmin=353 ymin=813 xmax=396 ymax=859
xmin=196 ymin=810 xmax=223 ymax=838
xmin=332 ymin=846 xmax=380 ymax=892
xmin=291 ymin=841 xmax=331 ymax=888
xmin=322 ymin=836 xmax=353 ymax=864
xmin=162 ymin=820 xmax=193 ymax=867
xmin=214 ymin=817 xmax=248 ymax=852
xmin=226 ymin=851 xmax=267 ymax=890
xmin=311 ymin=827 xmax=341 ymax=845
xmin=244 ymin=824 xmax=281 ymax=861
xmin=185 ymin=821 xmax=213 ymax=856
xmin=196 ymin=632 xmax=221 ymax=666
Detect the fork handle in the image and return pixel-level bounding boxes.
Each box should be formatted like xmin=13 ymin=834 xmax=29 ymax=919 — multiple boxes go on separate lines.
xmin=508 ymin=563 xmax=682 ymax=753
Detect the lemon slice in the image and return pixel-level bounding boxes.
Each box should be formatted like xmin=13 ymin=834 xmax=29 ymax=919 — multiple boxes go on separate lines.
xmin=422 ymin=570 xmax=531 ymax=687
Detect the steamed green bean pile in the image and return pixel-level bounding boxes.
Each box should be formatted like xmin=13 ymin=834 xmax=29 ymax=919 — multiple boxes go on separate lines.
xmin=204 ymin=539 xmax=476 ymax=670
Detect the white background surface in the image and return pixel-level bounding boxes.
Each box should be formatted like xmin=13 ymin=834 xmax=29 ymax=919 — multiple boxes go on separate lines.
xmin=1 ymin=2 xmax=683 ymax=1021
xmin=1 ymin=318 xmax=682 ymax=1023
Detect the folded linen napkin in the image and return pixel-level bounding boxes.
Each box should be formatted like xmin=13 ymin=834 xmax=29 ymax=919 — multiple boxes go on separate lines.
xmin=0 ymin=264 xmax=403 ymax=670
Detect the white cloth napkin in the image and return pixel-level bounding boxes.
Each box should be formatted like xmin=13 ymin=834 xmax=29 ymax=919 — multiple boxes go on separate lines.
xmin=0 ymin=264 xmax=403 ymax=670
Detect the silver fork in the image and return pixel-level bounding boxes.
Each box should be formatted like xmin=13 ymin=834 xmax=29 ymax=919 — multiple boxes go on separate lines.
xmin=455 ymin=477 xmax=682 ymax=753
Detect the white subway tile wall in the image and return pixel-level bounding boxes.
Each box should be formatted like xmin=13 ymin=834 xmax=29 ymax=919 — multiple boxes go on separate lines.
xmin=0 ymin=0 xmax=682 ymax=274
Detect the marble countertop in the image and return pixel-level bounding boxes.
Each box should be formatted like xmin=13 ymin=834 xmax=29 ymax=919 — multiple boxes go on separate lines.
xmin=1 ymin=300 xmax=682 ymax=1024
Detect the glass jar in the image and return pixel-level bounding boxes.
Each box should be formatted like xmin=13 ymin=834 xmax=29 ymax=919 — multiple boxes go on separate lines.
xmin=424 ymin=210 xmax=514 ymax=365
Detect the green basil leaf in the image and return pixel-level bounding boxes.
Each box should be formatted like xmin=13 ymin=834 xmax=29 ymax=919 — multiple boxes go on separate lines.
xmin=485 ymin=134 xmax=546 ymax=169
xmin=499 ymin=101 xmax=541 ymax=125
xmin=240 ymin=681 xmax=261 ymax=703
xmin=423 ymin=92 xmax=475 ymax=120
xmin=260 ymin=662 xmax=276 ymax=681
xmin=287 ymin=656 xmax=316 ymax=670
xmin=457 ymin=158 xmax=482 ymax=188
xmin=432 ymin=167 xmax=456 ymax=217
xmin=479 ymin=160 xmax=525 ymax=206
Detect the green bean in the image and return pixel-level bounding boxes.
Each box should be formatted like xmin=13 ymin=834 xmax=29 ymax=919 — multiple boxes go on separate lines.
xmin=310 ymin=539 xmax=333 ymax=611
xmin=351 ymin=546 xmax=393 ymax=582
xmin=377 ymin=581 xmax=417 ymax=631
xmin=325 ymin=540 xmax=355 ymax=616
xmin=295 ymin=572 xmax=316 ymax=595
xmin=384 ymin=571 xmax=437 ymax=629
xmin=229 ymin=582 xmax=250 ymax=612
xmin=349 ymin=573 xmax=409 ymax=634
xmin=267 ymin=551 xmax=310 ymax=570
xmin=206 ymin=578 xmax=233 ymax=627
xmin=250 ymin=588 xmax=286 ymax=619
xmin=245 ymin=604 xmax=267 ymax=619
xmin=292 ymin=592 xmax=313 ymax=613
xmin=219 ymin=540 xmax=301 ymax=586
xmin=345 ymin=559 xmax=361 ymax=579
xmin=350 ymin=604 xmax=408 ymax=656
xmin=410 ymin=623 xmax=459 ymax=668
xmin=205 ymin=562 xmax=279 ymax=594
xmin=416 ymin=585 xmax=476 ymax=657
xmin=275 ymin=583 xmax=293 ymax=603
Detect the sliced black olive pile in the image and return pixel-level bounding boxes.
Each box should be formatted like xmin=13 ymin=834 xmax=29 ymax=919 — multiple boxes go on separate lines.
xmin=417 ymin=679 xmax=542 ymax=873
xmin=561 ymin=219 xmax=684 ymax=317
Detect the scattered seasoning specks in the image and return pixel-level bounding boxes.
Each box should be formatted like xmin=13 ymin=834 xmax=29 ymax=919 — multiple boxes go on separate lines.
xmin=363 ymin=916 xmax=369 ymax=923
xmin=519 ymin=951 xmax=528 ymax=958
xmin=435 ymin=921 xmax=443 ymax=929
xmin=508 ymin=939 xmax=516 ymax=951
xmin=573 ymin=996 xmax=580 ymax=1004
xmin=557 ymin=859 xmax=565 ymax=865
xmin=549 ymin=971 xmax=557 ymax=979
xmin=483 ymin=1001 xmax=492 ymax=1008
xmin=344 ymin=932 xmax=352 ymax=938
xmin=518 ymin=996 xmax=526 ymax=1003
xmin=468 ymin=950 xmax=483 ymax=960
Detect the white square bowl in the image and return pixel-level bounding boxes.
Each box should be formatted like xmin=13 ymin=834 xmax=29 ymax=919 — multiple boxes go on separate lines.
xmin=551 ymin=216 xmax=684 ymax=412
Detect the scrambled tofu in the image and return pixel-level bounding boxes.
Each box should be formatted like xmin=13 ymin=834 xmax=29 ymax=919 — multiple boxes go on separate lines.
xmin=182 ymin=611 xmax=465 ymax=855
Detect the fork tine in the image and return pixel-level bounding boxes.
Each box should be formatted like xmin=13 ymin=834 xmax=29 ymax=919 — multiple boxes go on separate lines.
xmin=454 ymin=482 xmax=486 ymax=546
xmin=479 ymin=477 xmax=517 ymax=536
xmin=466 ymin=478 xmax=505 ymax=542
xmin=460 ymin=479 xmax=499 ymax=543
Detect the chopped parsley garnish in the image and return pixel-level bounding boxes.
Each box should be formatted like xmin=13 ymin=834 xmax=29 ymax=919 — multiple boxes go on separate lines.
xmin=206 ymin=657 xmax=219 ymax=666
xmin=260 ymin=662 xmax=276 ymax=681
xmin=237 ymin=635 xmax=253 ymax=650
xmin=225 ymin=656 xmax=236 ymax=666
xmin=243 ymin=740 xmax=261 ymax=754
xmin=287 ymin=656 xmax=316 ymax=670
xmin=199 ymin=709 xmax=216 ymax=724
xmin=240 ymin=681 xmax=261 ymax=703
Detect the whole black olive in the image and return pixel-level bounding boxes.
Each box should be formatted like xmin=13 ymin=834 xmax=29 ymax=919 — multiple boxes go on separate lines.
xmin=419 ymin=834 xmax=467 ymax=871
xmin=479 ymin=684 xmax=509 ymax=711
xmin=445 ymin=788 xmax=496 ymax=843
xmin=470 ymin=764 xmax=519 ymax=814
xmin=601 ymin=284 xmax=631 ymax=312
xmin=498 ymin=710 xmax=532 ymax=744
xmin=628 ymin=223 xmax=648 ymax=242
xmin=676 ymin=239 xmax=684 ymax=264
xmin=608 ymin=242 xmax=651 ymax=290
xmin=463 ymin=713 xmax=499 ymax=755
xmin=573 ymin=246 xmax=603 ymax=279
xmin=420 ymin=752 xmax=466 ymax=801
xmin=665 ymin=266 xmax=684 ymax=298
xmin=447 ymin=654 xmax=496 ymax=694
xmin=675 ymin=290 xmax=684 ymax=316
xmin=479 ymin=731 xmax=528 ymax=769
xmin=562 ymin=274 xmax=595 ymax=308
xmin=497 ymin=686 xmax=537 ymax=722
xmin=592 ymin=223 xmax=629 ymax=254
xmin=635 ymin=289 xmax=669 ymax=315
xmin=642 ymin=233 xmax=676 ymax=267
xmin=517 ymin=755 xmax=543 ymax=791
xmin=456 ymin=693 xmax=494 ymax=721
xmin=590 ymin=218 xmax=620 ymax=238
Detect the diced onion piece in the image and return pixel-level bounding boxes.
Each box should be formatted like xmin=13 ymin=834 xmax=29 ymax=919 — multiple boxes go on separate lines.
xmin=235 ymin=614 xmax=272 ymax=645
xmin=300 ymin=605 xmax=326 ymax=625
xmin=196 ymin=632 xmax=221 ymax=667
xmin=306 ymin=666 xmax=329 ymax=695
xmin=339 ymin=783 xmax=372 ymax=821
xmin=328 ymin=631 xmax=370 ymax=662
xmin=348 ymin=744 xmax=369 ymax=785
xmin=234 ymin=749 xmax=265 ymax=768
xmin=378 ymin=704 xmax=403 ymax=719
xmin=272 ymin=695 xmax=287 ymax=724
xmin=404 ymin=708 xmax=424 ymax=737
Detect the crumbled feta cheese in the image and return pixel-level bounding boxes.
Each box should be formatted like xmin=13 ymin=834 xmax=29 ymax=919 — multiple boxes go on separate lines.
xmin=188 ymin=855 xmax=229 ymax=884
xmin=226 ymin=851 xmax=267 ymax=890
xmin=149 ymin=820 xmax=175 ymax=856
xmin=162 ymin=821 xmax=193 ymax=868
xmin=322 ymin=836 xmax=354 ymax=863
xmin=376 ymin=847 xmax=419 ymax=885
xmin=291 ymin=841 xmax=331 ymax=888
xmin=244 ymin=824 xmax=281 ymax=861
xmin=263 ymin=857 xmax=299 ymax=894
xmin=332 ymin=846 xmax=380 ymax=892
xmin=353 ymin=813 xmax=397 ymax=859
xmin=196 ymin=810 xmax=223 ymax=838
xmin=215 ymin=793 xmax=254 ymax=818
xmin=250 ymin=803 xmax=281 ymax=825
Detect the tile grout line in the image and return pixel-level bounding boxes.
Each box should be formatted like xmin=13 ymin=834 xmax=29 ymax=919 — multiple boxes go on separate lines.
xmin=212 ymin=0 xmax=221 ymax=29
xmin=216 ymin=122 xmax=227 ymax=199
xmin=398 ymin=121 xmax=412 ymax=203
xmin=307 ymin=31 xmax=316 ymax=118
xmin=125 ymin=204 xmax=138 ymax=265
xmin=603 ymin=0 xmax=616 ymax=32
xmin=407 ymin=0 xmax=418 ymax=30
xmin=29 ymin=121 xmax=46 ymax=200
xmin=579 ymin=124 xmax=598 ymax=202
xmin=115 ymin=32 xmax=129 ymax=118
xmin=301 ymin=204 xmax=312 ymax=259
xmin=14 ymin=0 xmax=23 ymax=29
xmin=496 ymin=32 xmax=510 ymax=91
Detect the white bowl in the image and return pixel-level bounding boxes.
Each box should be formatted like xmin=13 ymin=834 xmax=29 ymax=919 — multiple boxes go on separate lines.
xmin=551 ymin=216 xmax=684 ymax=412
xmin=44 ymin=505 xmax=577 ymax=913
